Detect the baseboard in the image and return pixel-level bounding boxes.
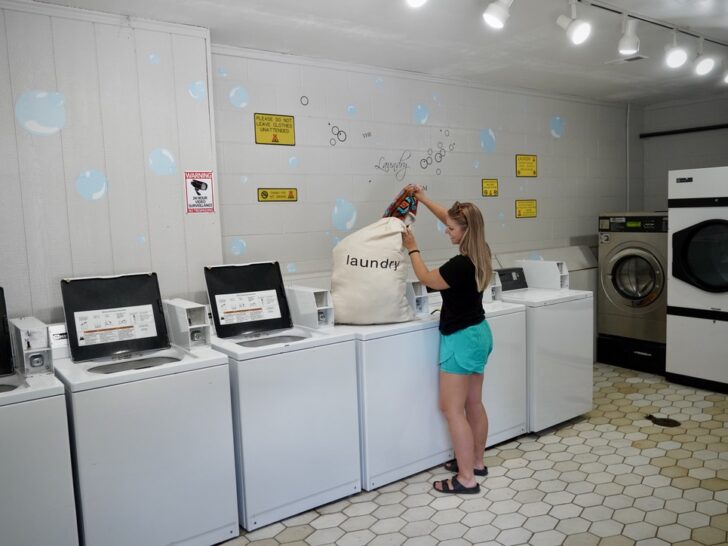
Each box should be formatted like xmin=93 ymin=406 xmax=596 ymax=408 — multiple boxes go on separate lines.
xmin=665 ymin=372 xmax=728 ymax=394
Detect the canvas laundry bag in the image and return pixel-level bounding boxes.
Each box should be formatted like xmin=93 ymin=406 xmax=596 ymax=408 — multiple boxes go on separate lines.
xmin=332 ymin=217 xmax=414 ymax=324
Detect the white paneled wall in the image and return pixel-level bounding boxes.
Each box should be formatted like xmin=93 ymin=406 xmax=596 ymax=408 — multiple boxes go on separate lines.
xmin=642 ymin=95 xmax=728 ymax=211
xmin=212 ymin=45 xmax=627 ymax=278
xmin=0 ymin=1 xmax=222 ymax=321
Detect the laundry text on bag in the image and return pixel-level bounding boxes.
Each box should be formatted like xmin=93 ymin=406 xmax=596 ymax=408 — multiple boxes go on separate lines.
xmin=346 ymin=255 xmax=400 ymax=271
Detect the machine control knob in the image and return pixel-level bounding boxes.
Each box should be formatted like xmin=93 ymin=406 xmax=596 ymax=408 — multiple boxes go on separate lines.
xmin=29 ymin=354 xmax=45 ymax=367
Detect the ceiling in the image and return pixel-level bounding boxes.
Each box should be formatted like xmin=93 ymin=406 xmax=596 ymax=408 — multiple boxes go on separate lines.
xmin=36 ymin=0 xmax=728 ymax=103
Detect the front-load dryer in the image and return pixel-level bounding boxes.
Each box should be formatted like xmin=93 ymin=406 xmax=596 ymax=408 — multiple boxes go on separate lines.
xmin=597 ymin=212 xmax=668 ymax=374
xmin=54 ymin=273 xmax=239 ymax=546
xmin=667 ymin=166 xmax=728 ymax=391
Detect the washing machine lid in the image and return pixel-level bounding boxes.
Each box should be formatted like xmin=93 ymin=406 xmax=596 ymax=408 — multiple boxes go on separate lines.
xmin=499 ymin=288 xmax=590 ymax=307
xmin=205 ymin=262 xmax=293 ymax=339
xmin=672 ymin=219 xmax=728 ymax=293
xmin=0 ymin=287 xmax=14 ymax=376
xmin=484 ymin=301 xmax=526 ymax=317
xmin=60 ymin=273 xmax=170 ymax=363
xmin=0 ymin=373 xmax=64 ymax=407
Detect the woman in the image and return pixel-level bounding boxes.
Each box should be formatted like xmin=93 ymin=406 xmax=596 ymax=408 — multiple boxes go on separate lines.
xmin=401 ymin=184 xmax=494 ymax=495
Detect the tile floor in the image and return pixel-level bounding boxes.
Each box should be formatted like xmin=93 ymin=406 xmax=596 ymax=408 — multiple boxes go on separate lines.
xmin=223 ymin=363 xmax=728 ymax=546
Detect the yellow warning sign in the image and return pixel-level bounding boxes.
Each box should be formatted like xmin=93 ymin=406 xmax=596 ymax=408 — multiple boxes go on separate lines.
xmin=481 ymin=179 xmax=499 ymax=197
xmin=257 ymin=188 xmax=298 ymax=202
xmin=254 ymin=113 xmax=295 ymax=146
xmin=515 ymin=199 xmax=537 ymax=218
xmin=515 ymin=154 xmax=537 ymax=177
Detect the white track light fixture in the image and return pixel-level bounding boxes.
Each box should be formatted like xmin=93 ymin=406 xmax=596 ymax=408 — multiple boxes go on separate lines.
xmin=665 ymin=30 xmax=688 ymax=68
xmin=557 ymin=0 xmax=592 ymax=46
xmin=618 ymin=16 xmax=640 ymax=55
xmin=482 ymin=0 xmax=513 ymax=30
xmin=694 ymin=38 xmax=716 ymax=76
xmin=406 ymin=0 xmax=428 ymax=8
xmin=724 ymin=71 xmax=728 ymax=84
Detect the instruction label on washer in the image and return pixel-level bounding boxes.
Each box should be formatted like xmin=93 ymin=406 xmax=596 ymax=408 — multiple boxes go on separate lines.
xmin=74 ymin=305 xmax=157 ymax=346
xmin=215 ymin=290 xmax=281 ymax=324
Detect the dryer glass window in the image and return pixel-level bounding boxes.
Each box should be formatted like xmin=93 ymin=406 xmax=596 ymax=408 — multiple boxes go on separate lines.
xmin=612 ymin=256 xmax=657 ymax=301
xmin=686 ymin=223 xmax=728 ymax=291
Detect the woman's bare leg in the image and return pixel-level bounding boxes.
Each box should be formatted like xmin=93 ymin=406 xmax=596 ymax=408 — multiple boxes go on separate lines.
xmin=465 ymin=373 xmax=488 ymax=470
xmin=436 ymin=371 xmax=477 ymax=489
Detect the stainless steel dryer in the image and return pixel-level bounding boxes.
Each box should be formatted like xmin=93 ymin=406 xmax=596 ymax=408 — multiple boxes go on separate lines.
xmin=597 ymin=212 xmax=668 ymax=374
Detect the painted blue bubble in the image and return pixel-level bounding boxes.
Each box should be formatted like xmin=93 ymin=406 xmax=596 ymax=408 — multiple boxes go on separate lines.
xmin=332 ymin=198 xmax=357 ymax=232
xmin=137 ymin=235 xmax=146 ymax=245
xmin=286 ymin=263 xmax=297 ymax=273
xmin=288 ymin=156 xmax=299 ymax=168
xmin=473 ymin=160 xmax=481 ymax=169
xmin=240 ymin=175 xmax=249 ymax=184
xmin=148 ymin=148 xmax=177 ymax=176
xmin=432 ymin=92 xmax=442 ymax=104
xmin=148 ymin=53 xmax=160 ymax=65
xmin=229 ymin=86 xmax=250 ymax=108
xmin=217 ymin=66 xmax=228 ymax=78
xmin=550 ymin=116 xmax=565 ymax=138
xmin=231 ymin=238 xmax=247 ymax=256
xmin=346 ymin=104 xmax=357 ymax=117
xmin=187 ymin=80 xmax=206 ymax=102
xmin=374 ymin=77 xmax=384 ymax=87
xmin=528 ymin=251 xmax=544 ymax=261
xmin=437 ymin=220 xmax=447 ymax=234
xmin=498 ymin=212 xmax=505 ymax=220
xmin=75 ymin=170 xmax=107 ymax=201
xmin=480 ymin=128 xmax=496 ymax=153
xmin=15 ymin=90 xmax=66 ymax=136
xmin=412 ymin=104 xmax=429 ymax=125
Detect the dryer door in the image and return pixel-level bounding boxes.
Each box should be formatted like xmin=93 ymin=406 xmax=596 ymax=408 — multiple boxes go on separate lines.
xmin=672 ymin=219 xmax=728 ymax=293
xmin=605 ymin=247 xmax=665 ymax=309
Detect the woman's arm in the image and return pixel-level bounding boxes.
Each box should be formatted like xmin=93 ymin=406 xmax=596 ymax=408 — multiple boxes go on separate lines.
xmin=402 ymin=226 xmax=449 ymax=291
xmin=407 ymin=184 xmax=449 ymax=225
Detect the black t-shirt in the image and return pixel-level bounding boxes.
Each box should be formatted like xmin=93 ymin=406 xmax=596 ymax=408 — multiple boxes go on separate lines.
xmin=438 ymin=254 xmax=485 ymax=335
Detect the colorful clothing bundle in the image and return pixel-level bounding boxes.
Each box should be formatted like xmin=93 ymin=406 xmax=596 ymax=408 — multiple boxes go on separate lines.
xmin=382 ymin=189 xmax=418 ymax=224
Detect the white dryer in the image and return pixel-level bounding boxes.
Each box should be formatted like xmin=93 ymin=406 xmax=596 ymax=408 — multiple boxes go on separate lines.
xmin=205 ymin=263 xmax=360 ymax=530
xmin=667 ymin=166 xmax=728 ymax=390
xmin=496 ymin=267 xmax=594 ymax=432
xmin=0 ymin=287 xmax=78 ymax=546
xmin=54 ymin=273 xmax=239 ymax=546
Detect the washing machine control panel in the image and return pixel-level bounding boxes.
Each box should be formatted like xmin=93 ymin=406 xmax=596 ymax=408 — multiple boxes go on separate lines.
xmin=599 ymin=215 xmax=667 ymax=233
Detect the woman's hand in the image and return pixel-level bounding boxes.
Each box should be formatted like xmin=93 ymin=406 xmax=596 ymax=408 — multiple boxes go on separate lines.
xmin=402 ymin=225 xmax=418 ymax=252
xmin=404 ymin=184 xmax=425 ymax=201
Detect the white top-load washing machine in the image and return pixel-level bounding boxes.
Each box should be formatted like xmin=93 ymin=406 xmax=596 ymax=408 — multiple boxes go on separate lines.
xmin=54 ymin=273 xmax=239 ymax=546
xmin=480 ymin=280 xmax=528 ymax=446
xmin=495 ymin=263 xmax=594 ymax=432
xmin=0 ymin=288 xmax=79 ymax=546
xmin=667 ymin=166 xmax=728 ymax=389
xmin=335 ymin=312 xmax=450 ymax=491
xmin=205 ymin=262 xmax=360 ymax=531
xmin=428 ymin=283 xmax=528 ymax=447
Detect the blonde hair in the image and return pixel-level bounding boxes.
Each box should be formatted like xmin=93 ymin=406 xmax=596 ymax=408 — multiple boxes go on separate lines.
xmin=447 ymin=201 xmax=493 ymax=292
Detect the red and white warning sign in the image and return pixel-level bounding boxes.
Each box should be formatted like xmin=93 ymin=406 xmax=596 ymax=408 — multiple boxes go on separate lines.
xmin=184 ymin=171 xmax=215 ymax=213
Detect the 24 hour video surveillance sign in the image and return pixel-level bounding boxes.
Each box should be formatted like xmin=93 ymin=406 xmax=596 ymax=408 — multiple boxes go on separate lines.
xmin=184 ymin=171 xmax=215 ymax=213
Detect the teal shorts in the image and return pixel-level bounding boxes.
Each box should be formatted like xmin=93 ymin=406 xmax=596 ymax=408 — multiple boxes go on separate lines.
xmin=439 ymin=320 xmax=493 ymax=375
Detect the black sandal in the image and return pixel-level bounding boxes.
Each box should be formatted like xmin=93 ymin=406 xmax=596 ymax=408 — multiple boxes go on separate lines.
xmin=443 ymin=460 xmax=488 ymax=476
xmin=433 ymin=476 xmax=481 ymax=495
